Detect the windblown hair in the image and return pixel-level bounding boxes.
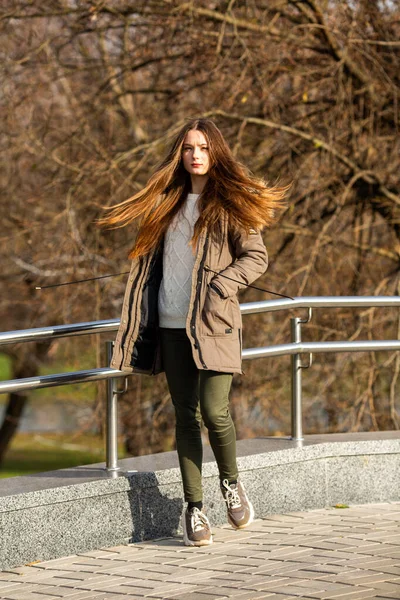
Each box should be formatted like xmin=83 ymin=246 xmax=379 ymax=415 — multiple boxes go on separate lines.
xmin=96 ymin=117 xmax=289 ymax=259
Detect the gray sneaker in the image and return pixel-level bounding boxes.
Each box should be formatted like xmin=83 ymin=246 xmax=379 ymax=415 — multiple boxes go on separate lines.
xmin=221 ymin=479 xmax=254 ymax=529
xmin=182 ymin=507 xmax=213 ymax=546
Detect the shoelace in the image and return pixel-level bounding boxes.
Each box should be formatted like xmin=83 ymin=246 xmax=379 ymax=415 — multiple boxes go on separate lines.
xmin=221 ymin=479 xmax=241 ymax=509
xmin=190 ymin=507 xmax=209 ymax=532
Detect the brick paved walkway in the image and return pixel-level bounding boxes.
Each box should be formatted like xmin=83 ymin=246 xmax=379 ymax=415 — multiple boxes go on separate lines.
xmin=1 ymin=503 xmax=399 ymax=600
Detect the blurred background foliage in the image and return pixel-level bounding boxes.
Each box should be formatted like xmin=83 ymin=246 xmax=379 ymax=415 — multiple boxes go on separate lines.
xmin=0 ymin=0 xmax=399 ymax=476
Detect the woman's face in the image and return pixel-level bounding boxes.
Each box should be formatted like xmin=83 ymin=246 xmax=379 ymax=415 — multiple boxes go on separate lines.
xmin=182 ymin=129 xmax=210 ymax=176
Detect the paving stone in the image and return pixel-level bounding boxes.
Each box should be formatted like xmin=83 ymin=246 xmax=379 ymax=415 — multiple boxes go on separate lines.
xmin=370 ymin=593 xmax=400 ymax=599
xmin=301 ymin=588 xmax=363 ymax=599
xmin=162 ymin=592 xmax=229 ymax=599
xmin=0 ymin=580 xmax=26 ymax=590
xmin=247 ymin=561 xmax=324 ymax=577
xmin=0 ymin=584 xmax=44 ymax=594
xmin=50 ymin=593 xmax=107 ymax=600
xmin=78 ymin=595 xmax=143 ymax=600
xmin=198 ymin=592 xmax=268 ymax=599
xmin=328 ymin=590 xmax=378 ymax=599
xmin=344 ymin=572 xmax=398 ymax=584
xmin=33 ymin=585 xmax=87 ymax=597
xmin=272 ymin=569 xmax=345 ymax=581
xmin=253 ymin=585 xmax=313 ymax=596
xmin=343 ymin=557 xmax=399 ymax=569
xmin=163 ymin=571 xmax=219 ymax=585
xmin=200 ymin=575 xmax=254 ymax=589
xmin=253 ymin=596 xmax=312 ymax=600
xmin=367 ymin=565 xmax=400 ymax=576
xmin=102 ymin=568 xmax=173 ymax=582
xmin=2 ymin=566 xmax=45 ymax=577
xmin=144 ymin=582 xmax=201 ymax=597
xmin=3 ymin=503 xmax=400 ymax=600
xmin=361 ymin=580 xmax=400 ymax=592
xmin=1 ymin=593 xmax=62 ymax=600
xmin=244 ymin=576 xmax=304 ymax=591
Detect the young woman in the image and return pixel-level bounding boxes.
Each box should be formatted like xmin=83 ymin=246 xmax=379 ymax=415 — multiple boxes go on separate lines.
xmin=97 ymin=117 xmax=287 ymax=547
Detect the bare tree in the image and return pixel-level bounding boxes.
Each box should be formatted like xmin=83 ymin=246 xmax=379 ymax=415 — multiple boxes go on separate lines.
xmin=0 ymin=0 xmax=399 ymax=463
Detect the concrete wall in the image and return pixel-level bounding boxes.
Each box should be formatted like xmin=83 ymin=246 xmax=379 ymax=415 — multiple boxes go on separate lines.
xmin=1 ymin=432 xmax=399 ymax=571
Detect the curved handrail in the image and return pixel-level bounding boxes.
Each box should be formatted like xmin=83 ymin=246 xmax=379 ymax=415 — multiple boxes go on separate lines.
xmin=1 ymin=295 xmax=399 ymax=469
xmin=1 ymin=296 xmax=399 ymax=345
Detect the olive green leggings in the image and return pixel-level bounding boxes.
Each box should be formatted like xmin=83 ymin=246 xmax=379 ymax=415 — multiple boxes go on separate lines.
xmin=159 ymin=327 xmax=239 ymax=503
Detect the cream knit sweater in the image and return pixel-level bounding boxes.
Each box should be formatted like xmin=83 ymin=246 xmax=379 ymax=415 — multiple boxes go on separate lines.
xmin=158 ymin=193 xmax=200 ymax=328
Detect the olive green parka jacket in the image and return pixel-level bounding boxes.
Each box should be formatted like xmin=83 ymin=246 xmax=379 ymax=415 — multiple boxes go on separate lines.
xmin=110 ymin=213 xmax=268 ymax=376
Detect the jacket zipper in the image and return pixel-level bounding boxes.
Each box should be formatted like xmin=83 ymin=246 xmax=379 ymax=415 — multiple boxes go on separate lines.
xmin=190 ymin=234 xmax=209 ymax=369
xmin=119 ymin=268 xmax=140 ymax=366
xmin=120 ymin=254 xmax=150 ymax=367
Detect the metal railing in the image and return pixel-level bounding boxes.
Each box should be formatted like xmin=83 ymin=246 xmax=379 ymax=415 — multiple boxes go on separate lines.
xmin=1 ymin=296 xmax=400 ymax=473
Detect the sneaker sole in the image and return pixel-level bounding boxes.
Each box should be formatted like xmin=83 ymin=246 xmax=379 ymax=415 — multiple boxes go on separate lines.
xmin=228 ymin=499 xmax=255 ymax=530
xmin=182 ymin=514 xmax=213 ymax=547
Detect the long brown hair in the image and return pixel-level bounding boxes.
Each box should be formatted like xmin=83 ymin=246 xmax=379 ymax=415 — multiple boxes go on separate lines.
xmin=95 ymin=117 xmax=289 ymax=259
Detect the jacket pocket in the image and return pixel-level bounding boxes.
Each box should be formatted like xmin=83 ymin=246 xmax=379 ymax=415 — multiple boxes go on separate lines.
xmin=201 ymin=285 xmax=237 ymax=337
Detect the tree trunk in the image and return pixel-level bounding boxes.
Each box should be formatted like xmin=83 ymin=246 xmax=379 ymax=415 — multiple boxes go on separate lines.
xmin=0 ymin=341 xmax=52 ymax=466
xmin=0 ymin=393 xmax=28 ymax=464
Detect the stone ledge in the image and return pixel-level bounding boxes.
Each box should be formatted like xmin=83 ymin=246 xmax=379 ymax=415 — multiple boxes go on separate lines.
xmin=0 ymin=431 xmax=399 ymax=571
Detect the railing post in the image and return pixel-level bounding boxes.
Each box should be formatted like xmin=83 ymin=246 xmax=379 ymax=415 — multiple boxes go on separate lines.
xmin=291 ymin=317 xmax=304 ymax=441
xmin=105 ymin=341 xmax=120 ymax=473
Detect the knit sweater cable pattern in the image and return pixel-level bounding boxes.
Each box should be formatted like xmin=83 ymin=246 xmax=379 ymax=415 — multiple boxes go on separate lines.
xmin=158 ymin=193 xmax=200 ymax=328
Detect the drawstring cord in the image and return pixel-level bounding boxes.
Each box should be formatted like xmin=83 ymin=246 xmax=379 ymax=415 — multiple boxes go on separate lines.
xmin=35 ymin=271 xmax=130 ymax=290
xmin=204 ymin=266 xmax=294 ymax=301
xmin=35 ymin=267 xmax=294 ymax=300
